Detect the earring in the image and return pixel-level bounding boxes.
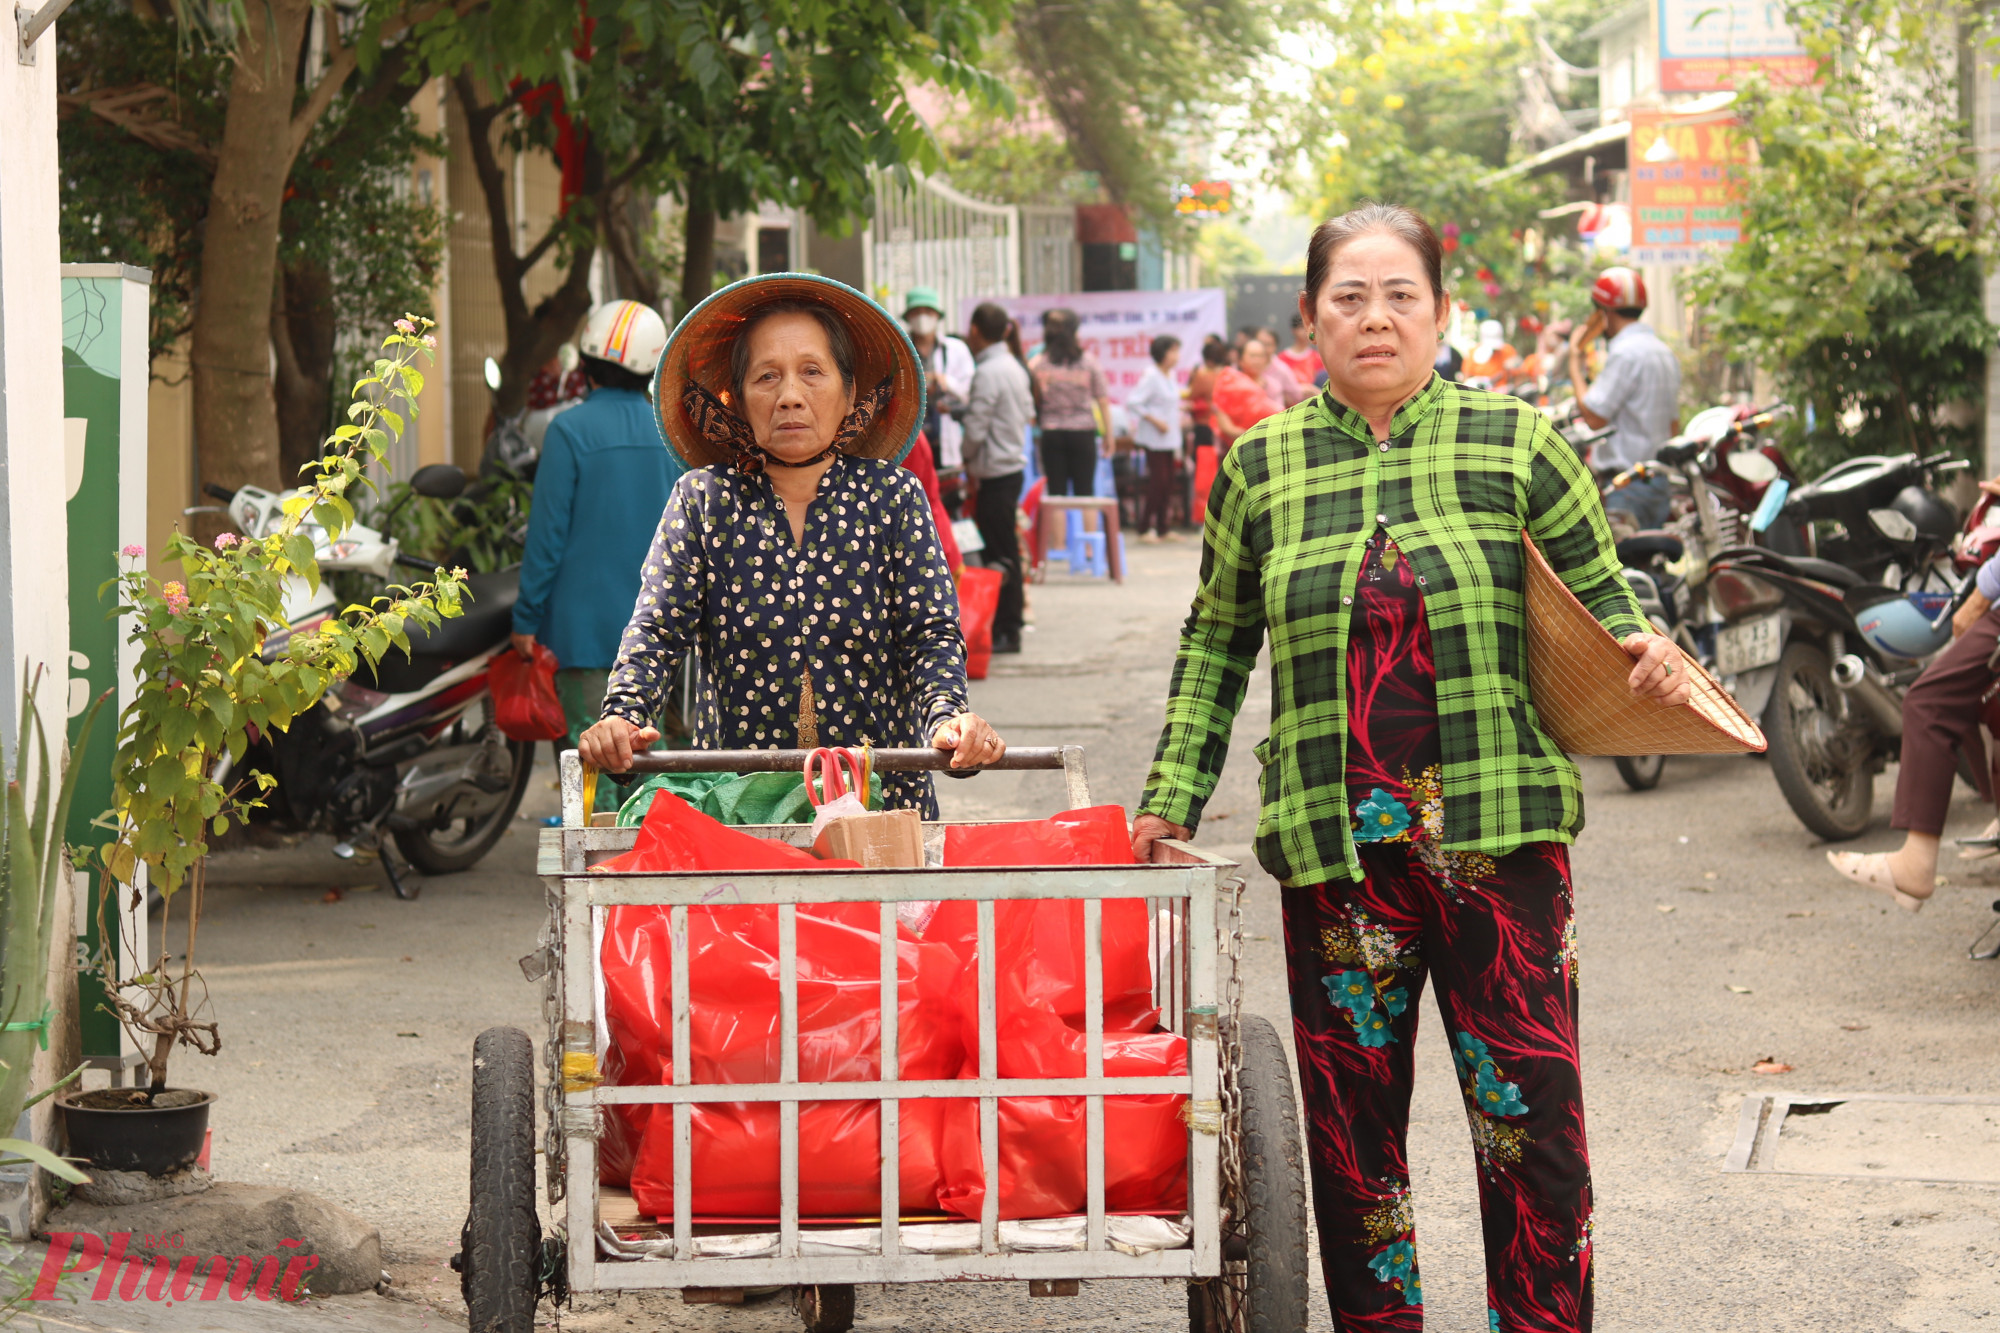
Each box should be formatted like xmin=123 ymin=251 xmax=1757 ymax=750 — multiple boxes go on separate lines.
xmin=1308 ymin=331 xmax=1317 ymax=342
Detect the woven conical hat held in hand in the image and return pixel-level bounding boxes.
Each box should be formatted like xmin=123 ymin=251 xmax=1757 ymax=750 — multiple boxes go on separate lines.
xmin=1522 ymin=534 xmax=1766 ymax=756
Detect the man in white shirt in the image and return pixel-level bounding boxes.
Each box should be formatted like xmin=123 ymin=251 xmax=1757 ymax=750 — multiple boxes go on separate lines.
xmin=1125 ymin=335 xmax=1184 ymax=540
xmin=962 ymin=303 xmax=1036 ymax=654
xmin=903 ymin=287 xmax=976 ymax=470
xmin=1568 ymin=266 xmax=1682 ymax=533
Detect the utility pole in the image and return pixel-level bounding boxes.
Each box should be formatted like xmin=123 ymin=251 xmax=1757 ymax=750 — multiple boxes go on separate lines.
xmin=1977 ymin=11 xmax=2000 ymax=476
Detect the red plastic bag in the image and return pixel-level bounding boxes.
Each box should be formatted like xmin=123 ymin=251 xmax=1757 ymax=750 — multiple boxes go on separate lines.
xmin=926 ymin=813 xmax=1188 ymax=1220
xmin=1192 ymin=445 xmax=1217 ymax=524
xmin=928 ymin=899 xmax=1186 ymax=1220
xmin=593 ymin=790 xmax=857 ymax=874
xmin=598 ymin=800 xmax=1187 ymax=1223
xmin=942 ymin=804 xmax=1134 ymax=868
xmin=600 ymin=903 xmax=964 ymax=1220
xmin=957 ymin=566 xmax=1003 ymax=682
xmin=489 ymin=642 xmax=567 ymax=742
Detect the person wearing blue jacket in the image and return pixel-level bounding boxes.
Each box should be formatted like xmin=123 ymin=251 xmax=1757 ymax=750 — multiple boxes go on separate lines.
xmin=510 ymin=300 xmax=679 ymax=794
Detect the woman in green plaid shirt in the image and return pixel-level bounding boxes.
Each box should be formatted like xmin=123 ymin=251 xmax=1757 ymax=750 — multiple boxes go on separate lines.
xmin=1134 ymin=205 xmax=1687 ymax=1332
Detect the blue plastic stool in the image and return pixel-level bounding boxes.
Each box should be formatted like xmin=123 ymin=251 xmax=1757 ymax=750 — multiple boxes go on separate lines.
xmin=1076 ymin=531 xmax=1109 ymax=577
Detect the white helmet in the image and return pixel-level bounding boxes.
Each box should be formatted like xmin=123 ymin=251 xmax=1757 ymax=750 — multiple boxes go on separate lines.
xmin=579 ymin=300 xmax=669 ymax=376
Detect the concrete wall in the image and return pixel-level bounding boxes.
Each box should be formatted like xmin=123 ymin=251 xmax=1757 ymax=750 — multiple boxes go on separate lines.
xmin=4 ymin=5 xmax=84 ymax=1234
xmin=3 ymin=8 xmax=75 ymax=731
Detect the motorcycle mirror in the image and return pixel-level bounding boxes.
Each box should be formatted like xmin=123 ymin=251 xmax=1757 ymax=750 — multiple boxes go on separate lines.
xmin=1868 ymin=507 xmax=1918 ymax=543
xmin=1726 ymin=450 xmax=1781 ymax=485
xmin=410 ymin=463 xmax=468 ymax=500
xmin=483 ymin=357 xmax=502 ymax=392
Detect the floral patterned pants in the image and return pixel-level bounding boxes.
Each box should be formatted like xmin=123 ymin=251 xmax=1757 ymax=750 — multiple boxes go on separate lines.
xmin=1282 ymin=841 xmax=1592 ymax=1332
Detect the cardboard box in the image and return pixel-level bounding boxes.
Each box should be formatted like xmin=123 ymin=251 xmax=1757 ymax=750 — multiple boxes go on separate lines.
xmin=814 ymin=808 xmax=924 ymax=868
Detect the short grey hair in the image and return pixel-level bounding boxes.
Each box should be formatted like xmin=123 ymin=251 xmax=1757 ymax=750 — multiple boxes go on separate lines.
xmin=729 ymin=302 xmax=857 ymax=402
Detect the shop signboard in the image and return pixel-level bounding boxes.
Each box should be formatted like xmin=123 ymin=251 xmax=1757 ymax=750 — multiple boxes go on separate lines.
xmin=1629 ymin=109 xmax=1749 ymax=267
xmin=60 ymin=264 xmax=150 ymax=1066
xmin=1658 ymin=0 xmax=1814 ymax=92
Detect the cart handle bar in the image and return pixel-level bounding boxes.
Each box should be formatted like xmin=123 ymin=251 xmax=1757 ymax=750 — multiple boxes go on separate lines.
xmin=616 ymin=745 xmax=1076 ymax=775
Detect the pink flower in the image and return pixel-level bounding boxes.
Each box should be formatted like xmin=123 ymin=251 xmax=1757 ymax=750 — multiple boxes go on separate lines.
xmin=162 ymin=581 xmax=189 ymax=615
xmin=120 ymin=544 xmax=144 ymax=558
xmin=214 ymin=532 xmax=239 ymax=550
xmin=422 ymin=334 xmax=438 ymax=349
xmin=395 ymin=317 xmax=416 ymax=335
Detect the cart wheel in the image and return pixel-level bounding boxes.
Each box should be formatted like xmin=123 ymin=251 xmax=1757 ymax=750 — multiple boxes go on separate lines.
xmin=795 ymin=1283 xmax=856 ymax=1333
xmin=463 ymin=1026 xmax=541 ymax=1333
xmin=1189 ymin=1013 xmax=1310 ymax=1333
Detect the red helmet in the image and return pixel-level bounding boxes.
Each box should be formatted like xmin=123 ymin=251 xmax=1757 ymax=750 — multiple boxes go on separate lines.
xmin=1591 ymin=266 xmax=1648 ymax=312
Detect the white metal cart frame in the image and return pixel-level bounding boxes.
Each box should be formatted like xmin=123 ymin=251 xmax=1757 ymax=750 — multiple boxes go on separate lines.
xmin=464 ymin=745 xmax=1307 ymax=1333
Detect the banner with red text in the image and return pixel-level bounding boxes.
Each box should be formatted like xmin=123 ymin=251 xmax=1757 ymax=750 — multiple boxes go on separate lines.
xmin=978 ymin=290 xmax=1228 ymax=398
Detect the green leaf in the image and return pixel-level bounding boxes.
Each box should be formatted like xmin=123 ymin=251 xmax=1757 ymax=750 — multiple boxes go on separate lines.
xmin=0 ymin=1137 xmax=90 ymax=1185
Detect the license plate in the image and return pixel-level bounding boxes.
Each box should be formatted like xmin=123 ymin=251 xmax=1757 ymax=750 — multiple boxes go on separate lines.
xmin=1716 ymin=613 xmax=1782 ymax=675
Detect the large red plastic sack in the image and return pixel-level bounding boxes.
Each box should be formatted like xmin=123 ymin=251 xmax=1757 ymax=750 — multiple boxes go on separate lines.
xmin=925 ymin=892 xmax=1187 ymax=1220
xmin=957 ymin=566 xmax=1003 ymax=681
xmin=488 ymin=642 xmax=567 ymax=742
xmin=942 ymin=804 xmax=1134 ymax=868
xmin=924 ymin=813 xmax=1187 ymax=1218
xmin=592 ymin=790 xmax=858 ymax=874
xmin=601 ymin=902 xmax=965 ymax=1219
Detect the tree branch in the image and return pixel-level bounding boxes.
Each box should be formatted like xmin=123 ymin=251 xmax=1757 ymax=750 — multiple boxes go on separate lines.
xmin=452 ymin=71 xmax=532 ymax=336
xmin=517 ymin=217 xmax=568 ymax=274
xmin=287 ymin=0 xmax=487 ymax=164
xmin=60 ymin=85 xmax=217 ymax=165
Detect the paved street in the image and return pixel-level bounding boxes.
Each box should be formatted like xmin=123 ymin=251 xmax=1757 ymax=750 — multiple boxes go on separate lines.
xmin=40 ymin=538 xmax=2000 ymax=1331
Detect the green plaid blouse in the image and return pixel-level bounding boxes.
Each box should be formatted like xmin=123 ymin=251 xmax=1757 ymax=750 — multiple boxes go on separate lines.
xmin=1140 ymin=373 xmax=1648 ymax=887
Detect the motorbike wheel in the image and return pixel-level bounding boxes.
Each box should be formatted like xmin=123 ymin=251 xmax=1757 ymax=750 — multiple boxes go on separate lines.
xmin=1614 ymin=755 xmax=1666 ymax=791
xmin=395 ymin=733 xmax=535 ymax=874
xmin=1764 ymin=640 xmax=1874 ymax=841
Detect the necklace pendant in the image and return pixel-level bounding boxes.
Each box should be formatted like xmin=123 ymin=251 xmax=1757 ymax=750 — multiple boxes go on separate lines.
xmin=797 ymin=669 xmax=820 ymax=750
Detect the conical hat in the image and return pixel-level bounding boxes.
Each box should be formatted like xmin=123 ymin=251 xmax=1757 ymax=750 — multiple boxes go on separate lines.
xmin=653 ymin=274 xmax=925 ymax=471
xmin=1524 ymin=534 xmax=1766 ymax=756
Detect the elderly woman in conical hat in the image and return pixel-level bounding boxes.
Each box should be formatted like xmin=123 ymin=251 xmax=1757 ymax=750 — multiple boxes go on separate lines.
xmin=579 ymin=275 xmax=1004 ymax=815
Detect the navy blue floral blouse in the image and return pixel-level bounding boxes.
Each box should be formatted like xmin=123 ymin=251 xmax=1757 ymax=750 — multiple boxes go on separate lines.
xmin=600 ymin=456 xmax=969 ymax=816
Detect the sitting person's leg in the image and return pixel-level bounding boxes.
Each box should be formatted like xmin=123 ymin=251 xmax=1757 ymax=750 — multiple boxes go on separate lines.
xmin=1828 ymin=604 xmax=2000 ymax=907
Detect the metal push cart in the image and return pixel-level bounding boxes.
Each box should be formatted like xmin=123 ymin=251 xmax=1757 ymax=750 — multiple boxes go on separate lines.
xmin=458 ymin=746 xmax=1308 ymax=1332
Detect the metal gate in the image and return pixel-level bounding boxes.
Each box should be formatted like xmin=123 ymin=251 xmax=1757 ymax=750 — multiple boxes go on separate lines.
xmin=867 ymin=175 xmax=1020 ymax=329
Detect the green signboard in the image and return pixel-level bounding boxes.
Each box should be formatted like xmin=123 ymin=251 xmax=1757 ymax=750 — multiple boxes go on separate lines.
xmin=60 ymin=265 xmax=150 ymax=1064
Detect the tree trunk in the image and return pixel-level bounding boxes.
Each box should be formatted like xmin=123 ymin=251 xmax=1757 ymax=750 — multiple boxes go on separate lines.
xmin=603 ymin=184 xmax=661 ymax=309
xmin=453 ymin=72 xmax=600 ymax=418
xmin=188 ymin=0 xmax=315 ymax=494
xmin=271 ymin=260 xmax=338 ymax=483
xmin=681 ymin=175 xmax=717 ymax=318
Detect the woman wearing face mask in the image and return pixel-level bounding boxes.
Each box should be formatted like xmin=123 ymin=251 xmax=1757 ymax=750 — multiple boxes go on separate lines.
xmin=579 ymin=275 xmax=1005 ymax=815
xmin=1132 ymin=204 xmax=1686 ymax=1331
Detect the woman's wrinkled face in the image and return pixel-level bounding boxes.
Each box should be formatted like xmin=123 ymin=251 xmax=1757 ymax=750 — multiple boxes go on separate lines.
xmin=740 ymin=312 xmax=853 ymax=461
xmin=1299 ymin=231 xmax=1449 ymax=408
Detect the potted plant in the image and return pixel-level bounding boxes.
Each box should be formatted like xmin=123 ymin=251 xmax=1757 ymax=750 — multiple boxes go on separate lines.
xmin=60 ymin=318 xmax=468 ymax=1176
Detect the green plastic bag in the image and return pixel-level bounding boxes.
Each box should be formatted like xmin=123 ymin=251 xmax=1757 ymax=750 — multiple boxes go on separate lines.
xmin=615 ymin=770 xmax=883 ymax=827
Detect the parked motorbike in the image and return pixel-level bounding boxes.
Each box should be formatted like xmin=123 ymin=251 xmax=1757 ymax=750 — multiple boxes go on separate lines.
xmin=206 ymin=463 xmax=535 ymax=897
xmin=1698 ymin=450 xmax=1970 ymax=838
xmin=1607 ymin=405 xmax=1801 ymax=789
xmin=479 ymin=353 xmax=586 ymax=481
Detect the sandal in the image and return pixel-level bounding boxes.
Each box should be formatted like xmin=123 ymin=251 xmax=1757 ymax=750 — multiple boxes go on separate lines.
xmin=1956 ymin=817 xmax=2000 ymax=861
xmin=1826 ymin=851 xmax=1929 ymax=913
